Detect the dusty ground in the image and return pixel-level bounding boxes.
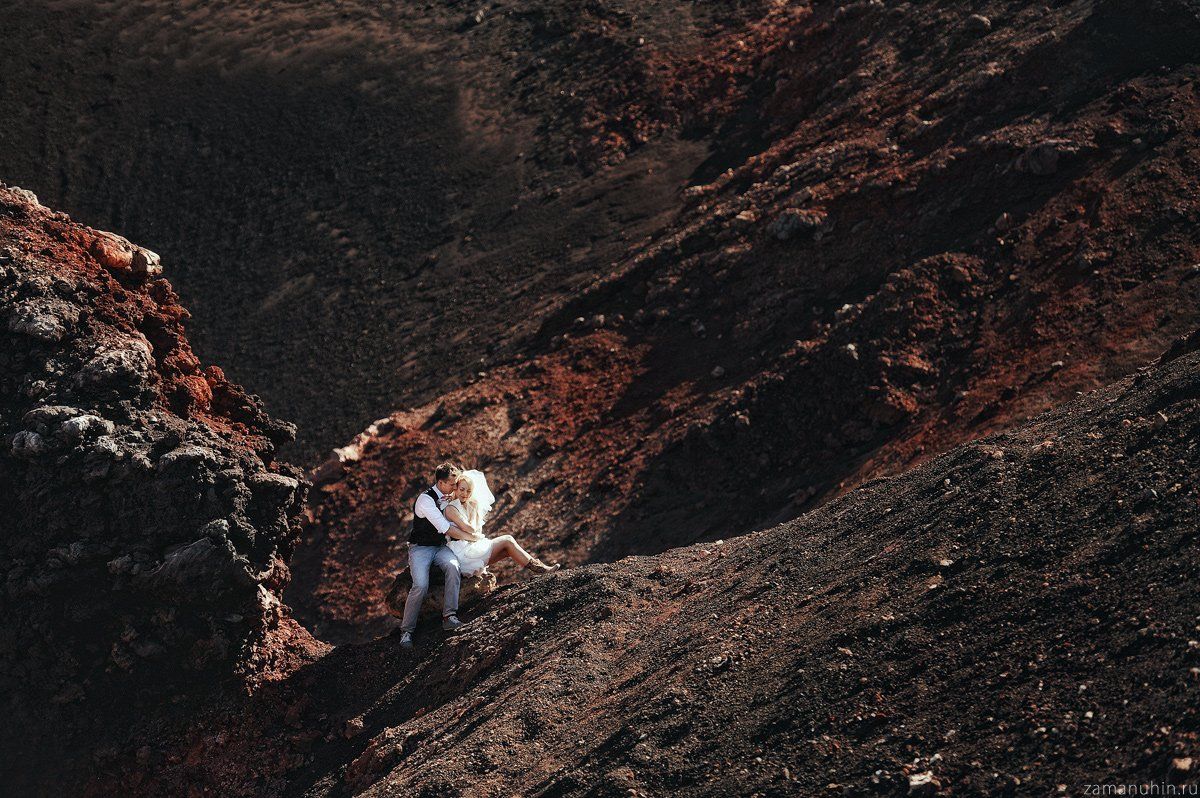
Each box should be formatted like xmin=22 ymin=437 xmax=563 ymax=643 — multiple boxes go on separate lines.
xmin=86 ymin=333 xmax=1200 ymax=797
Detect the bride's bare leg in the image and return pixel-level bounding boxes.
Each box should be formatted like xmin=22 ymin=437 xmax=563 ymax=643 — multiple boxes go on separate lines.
xmin=487 ymin=534 xmax=533 ymax=567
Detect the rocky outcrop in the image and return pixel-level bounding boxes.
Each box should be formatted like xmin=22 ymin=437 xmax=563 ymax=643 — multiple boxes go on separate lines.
xmin=384 ymin=567 xmax=498 ymax=624
xmin=0 ymin=185 xmax=310 ymax=789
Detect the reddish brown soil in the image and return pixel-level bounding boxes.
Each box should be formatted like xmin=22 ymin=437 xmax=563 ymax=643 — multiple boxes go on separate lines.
xmin=3 ymin=0 xmax=1200 ymax=795
xmin=291 ymin=0 xmax=1200 ymax=643
xmin=85 ymin=334 xmax=1200 ymax=797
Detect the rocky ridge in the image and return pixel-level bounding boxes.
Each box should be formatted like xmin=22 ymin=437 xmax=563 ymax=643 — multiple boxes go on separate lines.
xmin=0 ymin=184 xmax=319 ymax=792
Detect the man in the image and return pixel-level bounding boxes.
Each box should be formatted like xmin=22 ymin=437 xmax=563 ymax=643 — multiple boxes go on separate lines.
xmin=398 ymin=462 xmax=465 ymax=650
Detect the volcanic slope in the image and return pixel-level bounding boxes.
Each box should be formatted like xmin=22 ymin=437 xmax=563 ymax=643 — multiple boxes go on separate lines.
xmin=97 ymin=332 xmax=1200 ymax=797
xmin=291 ymin=0 xmax=1200 ymax=641
xmin=0 ymin=0 xmax=770 ymax=461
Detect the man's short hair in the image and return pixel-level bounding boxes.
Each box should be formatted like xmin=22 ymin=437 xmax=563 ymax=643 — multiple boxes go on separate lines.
xmin=434 ymin=462 xmax=461 ymax=483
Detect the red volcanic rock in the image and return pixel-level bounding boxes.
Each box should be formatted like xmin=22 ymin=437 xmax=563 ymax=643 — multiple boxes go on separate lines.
xmin=88 ymin=230 xmax=162 ymax=283
xmin=164 ymin=372 xmax=214 ymax=419
xmin=89 ymin=231 xmax=134 ymax=272
xmin=0 ymin=184 xmax=311 ymax=791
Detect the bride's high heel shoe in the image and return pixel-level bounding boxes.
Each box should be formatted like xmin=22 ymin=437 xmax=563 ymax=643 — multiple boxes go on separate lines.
xmin=525 ymin=557 xmax=560 ymax=574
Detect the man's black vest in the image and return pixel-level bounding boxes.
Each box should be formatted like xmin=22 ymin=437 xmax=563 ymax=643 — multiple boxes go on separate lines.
xmin=409 ymin=487 xmax=446 ymax=546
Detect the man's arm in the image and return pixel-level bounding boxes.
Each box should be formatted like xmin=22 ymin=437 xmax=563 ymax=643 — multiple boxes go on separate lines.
xmin=445 ymin=524 xmax=479 ymax=542
xmin=414 ymin=493 xmax=452 ymax=538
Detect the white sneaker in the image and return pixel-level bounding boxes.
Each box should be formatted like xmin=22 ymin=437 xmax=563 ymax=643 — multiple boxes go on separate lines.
xmin=399 ymin=630 xmax=414 ymax=649
xmin=442 ymin=614 xmax=463 ymax=631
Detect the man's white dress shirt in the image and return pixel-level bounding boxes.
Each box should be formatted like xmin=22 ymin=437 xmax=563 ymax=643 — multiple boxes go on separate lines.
xmin=413 ymin=484 xmax=452 ymax=539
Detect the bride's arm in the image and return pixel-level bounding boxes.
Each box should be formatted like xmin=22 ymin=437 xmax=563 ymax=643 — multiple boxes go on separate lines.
xmin=443 ymin=504 xmax=482 ymax=540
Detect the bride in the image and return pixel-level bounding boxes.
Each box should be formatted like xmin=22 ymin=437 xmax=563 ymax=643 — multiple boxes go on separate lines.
xmin=444 ymin=470 xmax=560 ymax=575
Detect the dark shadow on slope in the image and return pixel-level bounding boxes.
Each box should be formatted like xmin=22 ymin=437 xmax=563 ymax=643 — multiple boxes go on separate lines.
xmin=0 ymin=1 xmax=492 ymax=463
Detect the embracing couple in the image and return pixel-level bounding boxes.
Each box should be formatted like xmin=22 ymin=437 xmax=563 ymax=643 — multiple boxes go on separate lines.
xmin=399 ymin=462 xmax=559 ymax=650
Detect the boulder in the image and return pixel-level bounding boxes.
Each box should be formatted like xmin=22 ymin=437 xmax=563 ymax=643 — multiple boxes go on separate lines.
xmin=77 ymin=343 xmax=153 ymax=393
xmin=10 ymin=430 xmax=50 ymax=458
xmin=248 ymin=472 xmax=300 ymax=503
xmin=57 ymin=414 xmax=115 ymax=444
xmin=964 ymin=14 xmax=992 ymax=35
xmin=22 ymin=405 xmax=85 ymax=433
xmin=136 ymin=537 xmax=255 ymax=599
xmin=89 ymin=232 xmax=134 ymax=273
xmin=768 ymin=207 xmax=827 ymax=240
xmin=1015 ymin=140 xmax=1074 ymax=176
xmin=156 ymin=445 xmax=219 ymax=474
xmin=384 ymin=563 xmax=498 ymax=621
xmin=131 ymin=247 xmax=162 ymax=280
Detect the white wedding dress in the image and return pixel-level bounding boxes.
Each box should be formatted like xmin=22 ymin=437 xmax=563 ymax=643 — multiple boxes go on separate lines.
xmin=445 ymin=470 xmax=496 ymax=576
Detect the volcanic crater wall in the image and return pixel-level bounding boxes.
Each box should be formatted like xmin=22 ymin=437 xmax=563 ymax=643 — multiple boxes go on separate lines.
xmin=0 ymin=0 xmax=764 ymax=463
xmin=291 ymin=0 xmax=1200 ymax=642
xmin=0 ymin=185 xmax=308 ymax=788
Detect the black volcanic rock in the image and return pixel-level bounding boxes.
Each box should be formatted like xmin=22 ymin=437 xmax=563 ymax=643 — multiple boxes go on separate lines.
xmin=0 ymin=185 xmax=310 ymax=790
